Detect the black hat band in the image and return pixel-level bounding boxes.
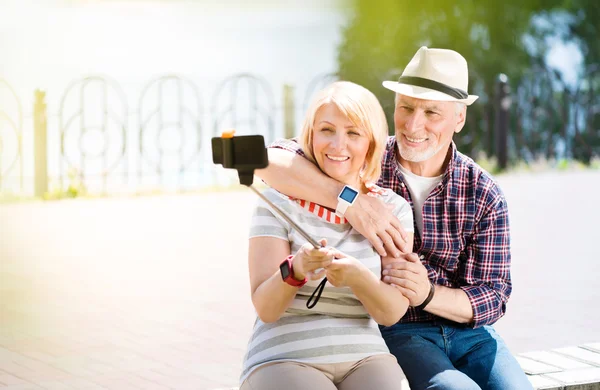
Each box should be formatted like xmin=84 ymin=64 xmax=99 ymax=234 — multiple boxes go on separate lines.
xmin=397 ymin=76 xmax=468 ymax=100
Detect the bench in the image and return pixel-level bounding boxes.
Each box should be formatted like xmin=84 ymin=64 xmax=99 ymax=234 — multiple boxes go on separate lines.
xmin=517 ymin=342 xmax=600 ymax=389
xmin=213 ymin=342 xmax=600 ymax=390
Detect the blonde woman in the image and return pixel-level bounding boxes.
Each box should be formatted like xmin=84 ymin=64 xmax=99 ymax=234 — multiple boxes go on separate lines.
xmin=241 ymin=81 xmax=414 ymax=390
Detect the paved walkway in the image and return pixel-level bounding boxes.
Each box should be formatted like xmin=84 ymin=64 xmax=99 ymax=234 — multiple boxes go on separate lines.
xmin=0 ymin=171 xmax=599 ymax=389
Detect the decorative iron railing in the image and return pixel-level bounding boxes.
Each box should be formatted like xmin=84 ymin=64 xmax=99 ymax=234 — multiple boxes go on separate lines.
xmin=0 ymin=69 xmax=598 ymax=198
xmin=0 ymin=79 xmax=23 ymax=194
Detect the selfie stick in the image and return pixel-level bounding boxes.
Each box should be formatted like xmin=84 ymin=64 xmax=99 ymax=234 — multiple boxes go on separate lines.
xmin=248 ymin=186 xmax=326 ymax=309
xmin=248 ymin=186 xmax=322 ymax=249
xmin=212 ymin=131 xmax=326 ymax=308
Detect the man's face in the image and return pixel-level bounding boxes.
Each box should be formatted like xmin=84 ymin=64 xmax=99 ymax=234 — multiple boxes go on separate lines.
xmin=393 ymin=94 xmax=465 ymax=163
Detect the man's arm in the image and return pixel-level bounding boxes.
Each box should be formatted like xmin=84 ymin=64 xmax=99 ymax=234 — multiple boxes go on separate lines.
xmin=457 ymin=195 xmax=512 ymax=327
xmin=383 ymin=194 xmax=511 ymax=327
xmin=422 ymin=284 xmax=474 ymax=323
xmin=255 ymin=139 xmax=409 ymax=257
xmin=256 ymin=147 xmax=342 ymax=210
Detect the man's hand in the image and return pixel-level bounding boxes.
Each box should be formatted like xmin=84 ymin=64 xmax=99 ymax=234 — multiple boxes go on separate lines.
xmin=344 ymin=193 xmax=409 ymax=257
xmin=382 ymin=253 xmax=431 ymax=307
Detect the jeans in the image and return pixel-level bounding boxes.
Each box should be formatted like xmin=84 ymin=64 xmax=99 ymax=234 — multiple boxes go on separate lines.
xmin=380 ymin=321 xmax=533 ymax=390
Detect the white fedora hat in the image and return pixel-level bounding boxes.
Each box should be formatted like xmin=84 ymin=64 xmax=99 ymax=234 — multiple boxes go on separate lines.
xmin=383 ymin=46 xmax=478 ymax=105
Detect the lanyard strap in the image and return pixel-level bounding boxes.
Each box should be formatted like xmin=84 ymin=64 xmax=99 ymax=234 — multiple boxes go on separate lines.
xmin=306 ymin=277 xmax=328 ymax=309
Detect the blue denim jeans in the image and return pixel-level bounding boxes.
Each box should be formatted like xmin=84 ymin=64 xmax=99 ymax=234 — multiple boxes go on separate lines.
xmin=380 ymin=321 xmax=532 ymax=390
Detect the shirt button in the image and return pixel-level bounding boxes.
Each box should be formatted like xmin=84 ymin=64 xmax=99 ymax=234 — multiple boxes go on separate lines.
xmin=400 ymin=182 xmax=405 ymax=188
xmin=419 ymin=255 xmax=425 ymax=260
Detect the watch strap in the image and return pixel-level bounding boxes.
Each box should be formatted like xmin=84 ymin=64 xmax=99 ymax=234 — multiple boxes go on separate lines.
xmin=281 ymin=255 xmax=307 ymax=287
xmin=335 ymin=200 xmax=350 ymax=217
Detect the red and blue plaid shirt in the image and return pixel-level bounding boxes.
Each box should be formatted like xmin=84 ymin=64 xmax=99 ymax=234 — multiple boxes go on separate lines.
xmin=270 ymin=136 xmax=512 ymax=328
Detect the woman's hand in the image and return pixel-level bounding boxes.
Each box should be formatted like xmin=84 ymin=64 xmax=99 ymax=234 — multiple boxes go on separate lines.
xmin=325 ymin=250 xmax=366 ymax=288
xmin=292 ymin=239 xmax=334 ymax=281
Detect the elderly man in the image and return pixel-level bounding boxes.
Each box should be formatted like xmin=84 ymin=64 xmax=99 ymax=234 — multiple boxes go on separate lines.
xmin=256 ymin=47 xmax=531 ymax=389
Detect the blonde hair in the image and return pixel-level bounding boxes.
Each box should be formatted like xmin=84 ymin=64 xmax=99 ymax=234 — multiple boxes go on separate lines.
xmin=299 ymin=81 xmax=388 ymax=184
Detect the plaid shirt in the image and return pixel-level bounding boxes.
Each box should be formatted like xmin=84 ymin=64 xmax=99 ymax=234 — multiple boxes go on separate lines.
xmin=270 ymin=137 xmax=512 ymax=328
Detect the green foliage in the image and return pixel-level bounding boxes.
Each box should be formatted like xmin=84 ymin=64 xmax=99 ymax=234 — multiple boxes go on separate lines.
xmin=43 ymin=168 xmax=87 ymax=200
xmin=556 ymin=158 xmax=570 ymax=170
xmin=474 ymin=152 xmax=500 ymax=175
xmin=337 ymin=0 xmax=564 ymax=159
xmin=561 ymin=0 xmax=600 ymax=69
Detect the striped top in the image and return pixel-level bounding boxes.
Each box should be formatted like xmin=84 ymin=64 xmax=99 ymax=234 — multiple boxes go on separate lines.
xmin=240 ymin=188 xmax=414 ymax=384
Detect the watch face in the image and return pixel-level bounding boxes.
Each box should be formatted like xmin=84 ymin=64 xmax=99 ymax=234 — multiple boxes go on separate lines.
xmin=340 ymin=186 xmax=359 ymax=203
xmin=280 ymin=261 xmax=291 ymax=280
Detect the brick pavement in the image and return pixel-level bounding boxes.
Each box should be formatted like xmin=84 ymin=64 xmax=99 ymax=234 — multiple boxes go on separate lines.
xmin=1 ymin=171 xmax=599 ymax=389
xmin=0 ymin=192 xmax=256 ymax=389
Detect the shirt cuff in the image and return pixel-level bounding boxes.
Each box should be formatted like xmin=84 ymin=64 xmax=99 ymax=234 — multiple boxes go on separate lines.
xmin=460 ymin=285 xmax=505 ymax=328
xmin=269 ymin=138 xmax=305 ymax=157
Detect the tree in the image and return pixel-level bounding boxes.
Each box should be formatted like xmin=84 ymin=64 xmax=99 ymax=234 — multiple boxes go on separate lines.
xmin=337 ymin=0 xmax=562 ymax=159
xmin=562 ymin=0 xmax=600 ymax=163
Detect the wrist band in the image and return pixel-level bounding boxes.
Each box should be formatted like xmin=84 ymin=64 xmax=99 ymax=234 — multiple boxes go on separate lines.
xmin=416 ymin=282 xmax=435 ymax=311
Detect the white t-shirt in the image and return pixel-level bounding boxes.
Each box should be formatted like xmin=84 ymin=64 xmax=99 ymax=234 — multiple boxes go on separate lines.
xmin=397 ymin=163 xmax=443 ymax=235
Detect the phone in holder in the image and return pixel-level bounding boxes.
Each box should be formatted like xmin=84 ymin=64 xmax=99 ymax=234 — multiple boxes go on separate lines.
xmin=211 ymin=131 xmax=326 ymax=309
xmin=211 ymin=133 xmax=268 ymax=186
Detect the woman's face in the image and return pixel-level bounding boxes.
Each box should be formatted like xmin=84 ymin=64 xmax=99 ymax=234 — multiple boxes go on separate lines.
xmin=312 ymin=103 xmax=370 ymax=188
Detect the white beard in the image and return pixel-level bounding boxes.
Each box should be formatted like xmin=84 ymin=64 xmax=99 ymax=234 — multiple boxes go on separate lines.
xmin=398 ymin=142 xmax=445 ymax=163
